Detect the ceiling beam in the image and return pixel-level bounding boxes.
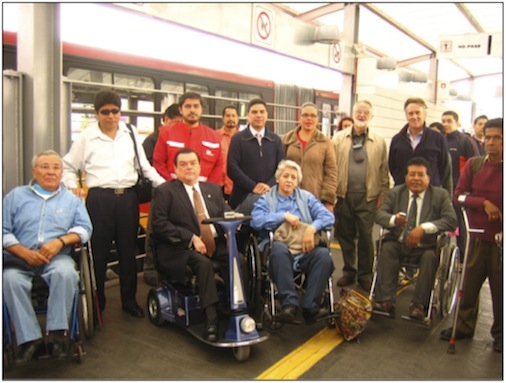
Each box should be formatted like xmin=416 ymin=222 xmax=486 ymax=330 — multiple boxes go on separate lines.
xmin=295 ymin=3 xmax=345 ymax=22
xmin=362 ymin=3 xmax=436 ymax=52
xmin=455 ymin=3 xmax=484 ymax=33
xmin=398 ymin=54 xmax=434 ymax=67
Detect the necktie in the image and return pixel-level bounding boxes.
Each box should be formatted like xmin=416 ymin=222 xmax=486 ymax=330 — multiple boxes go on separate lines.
xmin=256 ymin=133 xmax=262 ymax=145
xmin=192 ymin=187 xmax=216 ymax=257
xmin=403 ymin=193 xmax=418 ymax=242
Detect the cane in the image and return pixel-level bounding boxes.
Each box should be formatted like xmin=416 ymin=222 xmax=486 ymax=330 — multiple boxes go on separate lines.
xmin=447 ymin=207 xmax=484 ymax=354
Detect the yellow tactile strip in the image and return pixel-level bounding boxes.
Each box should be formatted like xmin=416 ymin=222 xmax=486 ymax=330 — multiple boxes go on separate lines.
xmin=256 ymin=327 xmax=343 ymax=380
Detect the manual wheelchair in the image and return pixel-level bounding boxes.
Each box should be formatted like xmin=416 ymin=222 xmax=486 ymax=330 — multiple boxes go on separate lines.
xmin=3 ymin=243 xmax=98 ymax=368
xmin=243 ymin=228 xmax=336 ymax=331
xmin=369 ymin=228 xmax=460 ymax=327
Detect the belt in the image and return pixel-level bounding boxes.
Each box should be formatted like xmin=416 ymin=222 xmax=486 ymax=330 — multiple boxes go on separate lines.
xmin=91 ymin=187 xmax=135 ymax=195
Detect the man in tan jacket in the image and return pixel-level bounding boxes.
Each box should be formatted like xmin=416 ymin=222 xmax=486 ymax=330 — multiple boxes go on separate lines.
xmin=332 ymin=100 xmax=389 ymax=291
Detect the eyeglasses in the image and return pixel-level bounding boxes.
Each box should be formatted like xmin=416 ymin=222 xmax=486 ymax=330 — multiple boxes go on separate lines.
xmin=99 ymin=108 xmax=120 ymax=116
xmin=301 ymin=113 xmax=318 ymax=119
xmin=37 ymin=164 xmax=62 ymax=171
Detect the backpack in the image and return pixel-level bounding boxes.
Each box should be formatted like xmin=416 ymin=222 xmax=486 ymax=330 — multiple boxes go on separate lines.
xmin=471 ymin=156 xmax=486 ymax=176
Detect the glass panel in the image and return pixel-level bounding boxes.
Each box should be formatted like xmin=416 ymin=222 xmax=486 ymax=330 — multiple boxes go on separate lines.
xmin=215 ymin=90 xmax=238 ymax=127
xmin=114 ymin=73 xmax=154 ymax=89
xmin=320 ymin=102 xmax=332 ymax=137
xmin=67 ymin=68 xmax=112 ymax=84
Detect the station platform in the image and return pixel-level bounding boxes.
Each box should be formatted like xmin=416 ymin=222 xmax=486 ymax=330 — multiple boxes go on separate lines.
xmin=3 ymin=243 xmax=502 ymax=380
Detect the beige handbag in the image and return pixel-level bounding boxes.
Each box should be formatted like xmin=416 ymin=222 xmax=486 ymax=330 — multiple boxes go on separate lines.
xmin=273 ymin=221 xmax=320 ymax=255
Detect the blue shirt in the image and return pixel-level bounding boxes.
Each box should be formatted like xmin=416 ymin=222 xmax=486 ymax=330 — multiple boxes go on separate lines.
xmin=251 ymin=186 xmax=334 ymax=233
xmin=3 ymin=181 xmax=92 ymax=257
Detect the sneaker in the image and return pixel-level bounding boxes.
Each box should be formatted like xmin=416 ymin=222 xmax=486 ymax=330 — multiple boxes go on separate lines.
xmin=440 ymin=327 xmax=473 ymax=341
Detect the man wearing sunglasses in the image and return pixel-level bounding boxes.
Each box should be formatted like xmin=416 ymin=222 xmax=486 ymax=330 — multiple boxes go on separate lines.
xmin=62 ymin=89 xmax=165 ymax=320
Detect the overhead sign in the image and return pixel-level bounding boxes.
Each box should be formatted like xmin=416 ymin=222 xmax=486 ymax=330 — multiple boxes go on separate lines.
xmin=252 ymin=5 xmax=274 ymax=47
xmin=438 ymin=33 xmax=490 ymax=58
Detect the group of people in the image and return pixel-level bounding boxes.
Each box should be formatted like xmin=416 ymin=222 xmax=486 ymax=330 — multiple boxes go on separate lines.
xmin=3 ymin=89 xmax=502 ymax=363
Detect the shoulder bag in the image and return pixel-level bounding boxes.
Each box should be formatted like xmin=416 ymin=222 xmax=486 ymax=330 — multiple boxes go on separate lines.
xmin=126 ymin=123 xmax=153 ymax=204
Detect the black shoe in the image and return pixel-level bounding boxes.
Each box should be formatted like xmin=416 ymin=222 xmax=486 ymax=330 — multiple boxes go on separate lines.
xmin=440 ymin=327 xmax=473 ymax=341
xmin=123 ymin=303 xmax=145 ymax=318
xmin=493 ymin=337 xmax=502 ymax=353
xmin=337 ymin=276 xmax=355 ymax=287
xmin=279 ymin=304 xmax=298 ymax=323
xmin=373 ymin=301 xmax=396 ymax=318
xmin=358 ymin=279 xmax=372 ymax=292
xmin=303 ymin=307 xmax=330 ymax=325
xmin=15 ymin=341 xmax=45 ymax=365
xmin=143 ymin=271 xmax=159 ymax=287
xmin=49 ymin=340 xmax=69 ymax=359
xmin=204 ymin=320 xmax=218 ymax=342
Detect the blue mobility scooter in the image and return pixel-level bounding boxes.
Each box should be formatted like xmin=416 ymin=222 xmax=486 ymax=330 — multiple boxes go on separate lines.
xmin=147 ymin=213 xmax=269 ymax=362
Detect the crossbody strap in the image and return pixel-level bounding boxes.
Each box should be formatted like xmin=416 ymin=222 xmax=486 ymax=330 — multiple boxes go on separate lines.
xmin=126 ymin=123 xmax=145 ymax=181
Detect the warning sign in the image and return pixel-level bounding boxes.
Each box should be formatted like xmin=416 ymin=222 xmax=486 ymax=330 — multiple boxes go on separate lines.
xmin=252 ymin=5 xmax=274 ymax=47
xmin=438 ymin=33 xmax=489 ymax=58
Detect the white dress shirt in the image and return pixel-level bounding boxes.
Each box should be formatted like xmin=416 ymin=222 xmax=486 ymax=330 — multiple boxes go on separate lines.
xmin=62 ymin=121 xmax=165 ymax=189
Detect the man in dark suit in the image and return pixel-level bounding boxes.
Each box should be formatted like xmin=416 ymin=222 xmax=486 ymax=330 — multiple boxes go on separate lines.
xmin=151 ymin=148 xmax=232 ymax=342
xmin=373 ymin=157 xmax=457 ymax=319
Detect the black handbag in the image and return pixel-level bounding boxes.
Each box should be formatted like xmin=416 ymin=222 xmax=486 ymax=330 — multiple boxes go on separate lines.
xmin=126 ymin=124 xmax=153 ymax=203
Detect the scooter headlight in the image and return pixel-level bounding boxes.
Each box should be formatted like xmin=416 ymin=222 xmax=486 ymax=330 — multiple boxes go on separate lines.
xmin=240 ymin=316 xmax=256 ymax=333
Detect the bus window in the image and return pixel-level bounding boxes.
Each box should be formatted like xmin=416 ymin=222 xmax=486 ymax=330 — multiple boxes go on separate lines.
xmin=114 ymin=73 xmax=154 ymax=90
xmin=239 ymin=92 xmax=261 ymax=114
xmin=215 ymin=90 xmax=238 ymax=122
xmin=67 ymin=68 xmax=112 ymax=84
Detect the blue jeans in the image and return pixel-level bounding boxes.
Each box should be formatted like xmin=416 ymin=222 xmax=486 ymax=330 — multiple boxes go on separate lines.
xmin=3 ymin=254 xmax=78 ymax=345
xmin=268 ymin=241 xmax=334 ymax=310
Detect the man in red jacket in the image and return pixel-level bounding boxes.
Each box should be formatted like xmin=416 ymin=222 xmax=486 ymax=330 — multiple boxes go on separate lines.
xmin=153 ymin=92 xmax=223 ymax=184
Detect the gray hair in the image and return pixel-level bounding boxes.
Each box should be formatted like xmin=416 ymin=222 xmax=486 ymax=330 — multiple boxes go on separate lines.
xmin=301 ymin=102 xmax=318 ymax=110
xmin=275 ymin=160 xmax=303 ymax=183
xmin=32 ymin=149 xmax=61 ymax=168
xmin=353 ymin=100 xmax=373 ymax=111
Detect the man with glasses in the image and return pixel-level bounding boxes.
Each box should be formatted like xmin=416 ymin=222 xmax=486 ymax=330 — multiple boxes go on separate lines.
xmin=4 ymin=150 xmax=92 ymax=363
xmin=332 ymin=100 xmax=389 ymax=292
xmin=62 ymin=89 xmax=165 ymax=319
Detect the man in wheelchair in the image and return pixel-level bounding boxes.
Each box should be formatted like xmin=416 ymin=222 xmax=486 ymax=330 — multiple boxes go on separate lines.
xmin=151 ymin=148 xmax=232 ymax=342
xmin=251 ymin=160 xmax=335 ymax=324
xmin=3 ymin=150 xmax=93 ymax=364
xmin=373 ymin=157 xmax=457 ymax=319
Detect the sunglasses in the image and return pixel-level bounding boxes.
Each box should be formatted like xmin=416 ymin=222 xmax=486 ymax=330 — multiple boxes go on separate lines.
xmin=99 ymin=108 xmax=120 ymax=116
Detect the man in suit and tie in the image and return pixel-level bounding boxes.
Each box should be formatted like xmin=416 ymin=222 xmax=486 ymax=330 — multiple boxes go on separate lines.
xmin=373 ymin=157 xmax=457 ymax=320
xmin=151 ymin=148 xmax=232 ymax=342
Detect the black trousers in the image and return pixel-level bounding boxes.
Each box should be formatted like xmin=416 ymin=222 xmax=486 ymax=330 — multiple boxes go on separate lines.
xmin=186 ymin=241 xmax=228 ymax=309
xmin=86 ymin=188 xmax=139 ymax=311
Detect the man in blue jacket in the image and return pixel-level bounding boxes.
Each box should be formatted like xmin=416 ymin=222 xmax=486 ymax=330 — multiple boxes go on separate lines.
xmin=389 ymin=97 xmax=452 ymax=195
xmin=227 ymin=98 xmax=285 ymax=209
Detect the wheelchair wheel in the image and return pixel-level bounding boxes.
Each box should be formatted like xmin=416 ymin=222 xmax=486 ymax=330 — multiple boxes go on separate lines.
xmin=440 ymin=246 xmax=460 ymax=317
xmin=260 ymin=284 xmax=284 ymax=332
xmin=80 ymin=246 xmax=94 ymax=338
xmin=232 ymin=346 xmax=250 ymax=362
xmin=147 ymin=290 xmax=165 ymax=326
xmin=244 ymin=235 xmax=262 ymax=317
